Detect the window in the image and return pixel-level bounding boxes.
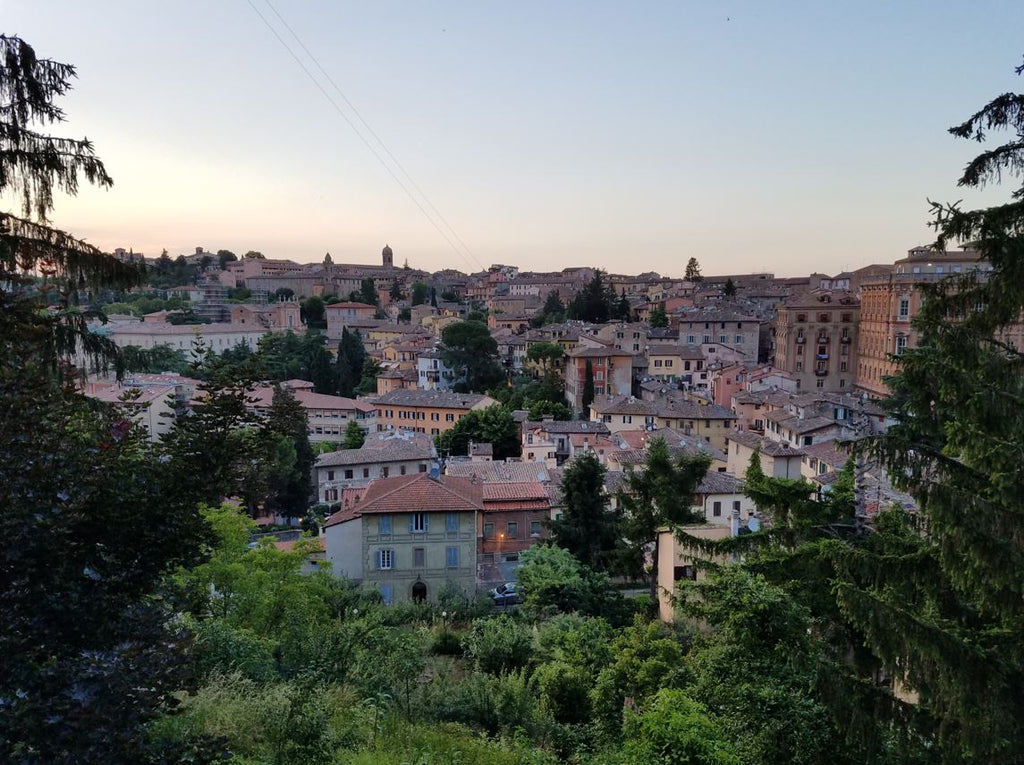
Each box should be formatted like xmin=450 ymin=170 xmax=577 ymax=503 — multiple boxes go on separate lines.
xmin=379 ymin=515 xmax=392 ymax=535
xmin=413 ymin=547 xmax=425 ymax=567
xmin=686 ymin=334 xmax=696 ymax=344
xmin=327 ymin=470 xmax=335 ymax=481
xmin=507 ymin=521 xmax=519 ymax=538
xmin=530 ymin=521 xmax=542 ymax=536
xmin=446 ymin=546 xmax=459 ymax=568
xmin=816 ymin=379 xmax=825 ymax=388
xmin=377 ymin=549 xmax=394 ymax=570
xmin=895 ymin=335 xmax=907 ymax=354
xmin=712 ymin=501 xmax=722 ymax=517
xmin=380 ymin=584 xmax=393 ymax=605
xmin=734 ymin=334 xmax=743 ymax=343
xmin=411 ymin=513 xmax=428 ymax=533
xmin=483 ymin=522 xmax=494 ymax=539
xmin=840 ymin=361 xmax=847 ymax=372
xmin=796 ymin=362 xmax=803 ymax=372
xmin=803 ymin=436 xmax=813 ymax=446
xmin=344 ymin=469 xmax=353 ymax=479
xmin=419 ymin=463 xmax=428 ymax=472
xmin=841 ymin=313 xmax=851 ymax=323
xmin=733 ymin=500 xmax=741 ymax=511
xmin=445 ymin=413 xmax=455 ymax=421
xmin=381 ymin=466 xmax=389 ymax=478
xmin=898 ymin=298 xmax=910 ymax=318
xmin=400 ymin=465 xmax=406 ymax=475
xmin=718 ymin=335 xmax=727 ymax=344
xmin=431 ymin=412 xmax=439 ymax=421
xmin=445 ymin=512 xmax=458 ymax=532
xmin=797 ymin=313 xmax=806 ymax=322
xmin=703 ymin=334 xmax=711 ymax=344
xmin=623 ymin=415 xmax=632 ymax=424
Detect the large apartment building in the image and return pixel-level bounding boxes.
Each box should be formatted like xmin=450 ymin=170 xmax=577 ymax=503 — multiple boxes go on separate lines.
xmin=854 ymin=246 xmax=1006 ymax=398
xmin=773 ymin=290 xmax=859 ymax=392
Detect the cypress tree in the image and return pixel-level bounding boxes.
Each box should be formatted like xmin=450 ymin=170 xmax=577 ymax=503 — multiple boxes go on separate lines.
xmin=582 ymin=359 xmax=595 ymax=410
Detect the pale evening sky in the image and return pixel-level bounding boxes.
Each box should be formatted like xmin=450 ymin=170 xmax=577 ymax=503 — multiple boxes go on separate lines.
xmin=3 ymin=1 xmax=1022 ymax=277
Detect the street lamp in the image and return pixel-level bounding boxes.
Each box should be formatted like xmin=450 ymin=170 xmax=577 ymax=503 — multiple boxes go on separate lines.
xmin=498 ymin=532 xmax=505 ymax=561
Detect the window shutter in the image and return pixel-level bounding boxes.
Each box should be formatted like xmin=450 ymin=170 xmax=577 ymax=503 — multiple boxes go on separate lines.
xmin=424 ymin=515 xmax=430 ymax=533
xmin=375 ymin=550 xmax=382 ymax=569
xmin=408 ymin=515 xmax=415 ymax=534
xmin=446 ymin=512 xmax=458 ymax=532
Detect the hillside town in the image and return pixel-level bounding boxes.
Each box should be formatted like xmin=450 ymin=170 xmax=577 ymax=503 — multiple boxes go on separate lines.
xmin=80 ymin=240 xmax=966 ymax=615
xmin=4 ymin=23 xmax=1023 ymax=765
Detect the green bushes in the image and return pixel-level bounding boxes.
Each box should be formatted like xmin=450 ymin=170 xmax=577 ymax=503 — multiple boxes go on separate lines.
xmin=462 ymin=614 xmax=535 ymax=675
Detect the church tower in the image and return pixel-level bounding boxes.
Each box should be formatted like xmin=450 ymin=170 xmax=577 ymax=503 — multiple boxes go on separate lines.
xmin=382 ymin=243 xmax=394 ymax=269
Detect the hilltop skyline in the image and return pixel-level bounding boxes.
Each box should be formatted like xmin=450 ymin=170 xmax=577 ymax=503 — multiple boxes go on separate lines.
xmin=2 ymin=1 xmax=1022 ymax=276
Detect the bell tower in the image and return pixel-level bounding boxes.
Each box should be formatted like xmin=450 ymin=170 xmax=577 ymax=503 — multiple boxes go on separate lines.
xmin=382 ymin=244 xmax=394 ymax=268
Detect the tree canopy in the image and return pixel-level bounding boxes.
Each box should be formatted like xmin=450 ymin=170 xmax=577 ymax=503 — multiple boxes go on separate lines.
xmin=439 ymin=320 xmax=504 ymax=393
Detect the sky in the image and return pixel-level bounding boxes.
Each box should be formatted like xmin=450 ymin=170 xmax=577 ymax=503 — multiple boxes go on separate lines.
xmin=2 ymin=1 xmax=1022 ymax=277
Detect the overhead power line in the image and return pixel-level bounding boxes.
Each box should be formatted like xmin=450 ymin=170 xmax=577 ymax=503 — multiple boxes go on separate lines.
xmin=245 ymin=0 xmax=484 ymax=273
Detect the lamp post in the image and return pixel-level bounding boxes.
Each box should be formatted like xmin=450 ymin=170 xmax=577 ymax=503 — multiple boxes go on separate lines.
xmin=497 ymin=531 xmax=505 ymax=561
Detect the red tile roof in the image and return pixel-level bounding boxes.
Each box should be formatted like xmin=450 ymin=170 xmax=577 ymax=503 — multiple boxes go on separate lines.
xmin=482 ymin=482 xmax=550 ymax=501
xmin=325 ymin=474 xmax=482 ymax=526
xmin=483 ymin=500 xmax=551 ymax=511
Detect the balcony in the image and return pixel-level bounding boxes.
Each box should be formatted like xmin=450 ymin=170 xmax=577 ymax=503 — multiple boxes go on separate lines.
xmin=795 ymin=336 xmax=805 ymax=344
xmin=814 ymin=368 xmax=828 ymax=377
xmin=840 ymin=335 xmax=851 ymax=344
xmin=816 ymin=336 xmax=829 ymax=344
xmin=816 ymin=353 xmax=829 ymax=360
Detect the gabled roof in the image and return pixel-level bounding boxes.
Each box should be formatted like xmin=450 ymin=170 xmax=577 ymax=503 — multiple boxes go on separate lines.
xmin=316 ymin=432 xmax=437 ymax=467
xmin=325 ymin=473 xmax=482 ymax=525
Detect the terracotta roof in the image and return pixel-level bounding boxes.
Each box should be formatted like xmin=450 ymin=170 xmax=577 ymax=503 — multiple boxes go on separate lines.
xmin=325 ymin=302 xmax=377 ymax=310
xmin=697 ymin=472 xmax=742 ymax=494
xmin=482 ymin=482 xmax=549 ymax=501
xmin=523 ymin=420 xmax=610 ymax=435
xmin=316 ymin=432 xmax=436 ymax=467
xmin=764 ymin=411 xmax=837 ymax=434
xmin=567 ymin=345 xmax=632 ymax=359
xmin=445 ymin=460 xmax=553 ymax=483
xmin=373 ymin=389 xmax=494 ymax=409
xmin=647 ymin=344 xmax=704 ymax=359
xmin=727 ymin=430 xmax=805 ymax=457
xmin=109 ymin=322 xmax=269 ymax=335
xmin=249 ymin=386 xmax=375 ymax=413
xmin=274 ymin=537 xmax=326 ymax=552
xmin=324 ymin=473 xmax=482 ymax=526
xmin=802 ymin=439 xmax=851 ymax=468
xmin=483 ymin=500 xmax=551 ymax=511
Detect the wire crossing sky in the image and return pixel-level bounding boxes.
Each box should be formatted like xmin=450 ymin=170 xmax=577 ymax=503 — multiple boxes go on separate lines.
xmin=2 ymin=1 xmax=1021 ymax=276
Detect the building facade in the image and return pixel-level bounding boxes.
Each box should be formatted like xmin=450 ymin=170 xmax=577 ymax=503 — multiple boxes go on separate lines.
xmin=324 ymin=474 xmax=481 ymax=604
xmin=773 ymin=290 xmax=859 ymax=392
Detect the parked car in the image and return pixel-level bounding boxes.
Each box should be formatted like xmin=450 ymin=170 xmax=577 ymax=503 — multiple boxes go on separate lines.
xmin=490 ymin=582 xmax=520 ymax=606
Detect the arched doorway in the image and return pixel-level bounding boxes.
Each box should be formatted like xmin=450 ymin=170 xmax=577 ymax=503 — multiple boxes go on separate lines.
xmin=411 ymin=580 xmax=427 ymax=603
